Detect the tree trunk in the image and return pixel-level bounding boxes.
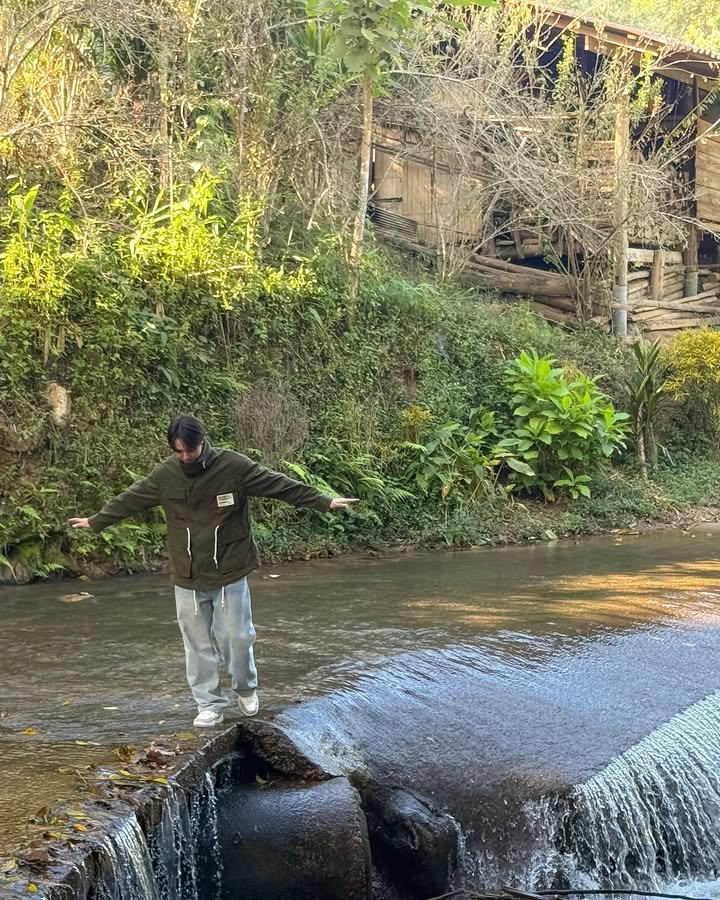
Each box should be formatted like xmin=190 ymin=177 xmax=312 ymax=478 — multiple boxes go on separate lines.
xmin=647 ymin=423 xmax=658 ymax=468
xmin=636 ymin=406 xmax=648 ymax=481
xmin=349 ymin=72 xmax=374 ymax=303
xmin=158 ymin=42 xmax=171 ymax=194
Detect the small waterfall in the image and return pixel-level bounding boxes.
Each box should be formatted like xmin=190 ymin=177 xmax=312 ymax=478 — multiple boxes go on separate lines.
xmin=94 ymin=817 xmax=159 ymax=900
xmin=511 ymin=691 xmax=720 ymax=892
xmin=90 ymin=773 xmax=221 ymax=900
xmin=570 ymin=690 xmax=720 ymax=889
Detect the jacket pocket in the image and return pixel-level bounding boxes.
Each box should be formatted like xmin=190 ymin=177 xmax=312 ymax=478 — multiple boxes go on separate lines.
xmin=163 ymin=490 xmax=188 ymax=519
xmin=167 ymin=523 xmax=192 ymax=579
xmin=216 ymin=519 xmax=250 ymax=574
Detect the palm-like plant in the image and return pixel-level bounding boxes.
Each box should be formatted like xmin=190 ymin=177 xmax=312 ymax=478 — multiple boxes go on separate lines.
xmin=621 ymin=339 xmax=670 ymax=480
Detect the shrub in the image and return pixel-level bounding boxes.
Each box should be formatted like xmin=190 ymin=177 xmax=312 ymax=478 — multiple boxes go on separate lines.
xmin=664 ymin=329 xmax=720 ymax=433
xmin=497 ymin=350 xmax=629 ymax=499
xmin=401 ymin=407 xmax=506 ymax=502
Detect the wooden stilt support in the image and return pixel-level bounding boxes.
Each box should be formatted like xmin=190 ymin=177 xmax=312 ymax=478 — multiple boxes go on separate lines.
xmin=650 ymin=250 xmax=664 ymax=303
xmin=684 ymin=223 xmax=699 ymax=297
xmin=612 ymin=90 xmax=630 ymax=337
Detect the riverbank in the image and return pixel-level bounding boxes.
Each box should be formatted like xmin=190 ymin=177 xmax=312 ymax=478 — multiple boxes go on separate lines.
xmin=3 ymin=232 xmax=719 ymax=587
xmin=3 ymin=453 xmax=720 ymax=585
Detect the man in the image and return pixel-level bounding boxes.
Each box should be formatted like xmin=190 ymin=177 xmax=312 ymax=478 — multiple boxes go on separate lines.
xmin=69 ymin=414 xmax=357 ymax=728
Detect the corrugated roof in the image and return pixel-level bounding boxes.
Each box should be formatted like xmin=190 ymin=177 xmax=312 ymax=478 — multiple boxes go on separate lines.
xmin=536 ymin=2 xmax=720 ymax=77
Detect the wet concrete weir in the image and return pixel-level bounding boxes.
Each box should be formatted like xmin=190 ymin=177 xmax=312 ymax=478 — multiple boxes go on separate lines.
xmin=0 ymin=722 xmax=374 ymax=900
xmin=5 ymin=689 xmax=720 ymax=900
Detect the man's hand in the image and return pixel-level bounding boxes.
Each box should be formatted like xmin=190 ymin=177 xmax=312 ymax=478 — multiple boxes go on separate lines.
xmin=329 ymin=498 xmax=359 ymax=510
xmin=68 ymin=517 xmax=90 ymax=529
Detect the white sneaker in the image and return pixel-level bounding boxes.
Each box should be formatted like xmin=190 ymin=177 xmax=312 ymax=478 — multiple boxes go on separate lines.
xmin=238 ymin=691 xmax=259 ymax=717
xmin=193 ymin=709 xmax=224 ymax=728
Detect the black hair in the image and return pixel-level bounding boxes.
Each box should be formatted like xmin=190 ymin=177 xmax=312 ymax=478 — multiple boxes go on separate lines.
xmin=167 ymin=414 xmax=205 ymax=449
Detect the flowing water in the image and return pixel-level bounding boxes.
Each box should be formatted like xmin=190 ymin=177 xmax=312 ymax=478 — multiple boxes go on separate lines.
xmin=78 ymin=773 xmax=221 ymax=900
xmin=3 ymin=531 xmax=720 ymax=893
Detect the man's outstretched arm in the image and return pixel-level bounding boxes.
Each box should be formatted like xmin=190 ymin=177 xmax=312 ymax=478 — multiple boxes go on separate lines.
xmin=69 ymin=471 xmax=161 ymax=531
xmin=239 ymin=457 xmax=358 ymax=510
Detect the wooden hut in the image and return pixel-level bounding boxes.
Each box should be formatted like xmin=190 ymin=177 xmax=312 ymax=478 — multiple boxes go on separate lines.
xmin=369 ymin=2 xmax=720 ymax=339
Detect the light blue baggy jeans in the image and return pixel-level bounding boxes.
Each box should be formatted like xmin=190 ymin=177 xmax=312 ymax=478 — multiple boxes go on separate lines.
xmin=174 ymin=577 xmax=258 ymax=712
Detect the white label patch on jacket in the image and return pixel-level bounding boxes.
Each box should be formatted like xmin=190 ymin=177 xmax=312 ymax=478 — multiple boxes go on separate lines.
xmin=216 ymin=493 xmax=235 ymax=508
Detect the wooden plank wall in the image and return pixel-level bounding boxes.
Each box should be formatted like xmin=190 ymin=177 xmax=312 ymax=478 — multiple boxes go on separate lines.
xmin=696 ymin=119 xmax=720 ymax=233
xmin=373 ymin=128 xmax=483 ymax=244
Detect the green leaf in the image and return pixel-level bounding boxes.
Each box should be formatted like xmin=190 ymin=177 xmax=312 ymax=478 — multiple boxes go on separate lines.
xmin=506 ymin=457 xmax=535 ymax=476
xmin=307 ymin=306 xmax=324 ymax=327
xmin=344 ymin=48 xmax=372 ymax=70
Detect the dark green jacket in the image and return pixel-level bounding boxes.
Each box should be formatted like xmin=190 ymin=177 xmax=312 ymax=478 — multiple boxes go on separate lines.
xmin=89 ymin=443 xmax=332 ymax=590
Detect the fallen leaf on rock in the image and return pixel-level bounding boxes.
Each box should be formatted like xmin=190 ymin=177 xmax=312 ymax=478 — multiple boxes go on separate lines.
xmin=143 ymin=744 xmax=175 ymax=767
xmin=0 ymin=859 xmax=17 ymax=874
xmin=21 ymin=727 xmax=38 ymax=735
xmin=62 ymin=701 xmax=71 ymax=707
xmin=27 ymin=882 xmax=38 ymax=893
xmin=72 ymin=824 xmax=87 ymax=833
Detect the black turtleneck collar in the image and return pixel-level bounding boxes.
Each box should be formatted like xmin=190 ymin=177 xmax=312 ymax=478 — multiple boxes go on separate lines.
xmin=178 ymin=440 xmax=221 ymax=477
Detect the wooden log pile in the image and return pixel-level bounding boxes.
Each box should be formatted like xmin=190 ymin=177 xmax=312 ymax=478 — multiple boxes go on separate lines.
xmin=461 ymin=251 xmax=720 ymax=336
xmin=380 ymin=231 xmax=720 ymax=338
xmin=623 ymin=256 xmax=720 ymax=339
xmin=461 ymin=253 xmax=577 ymax=325
xmin=625 ymin=267 xmax=685 ymax=306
